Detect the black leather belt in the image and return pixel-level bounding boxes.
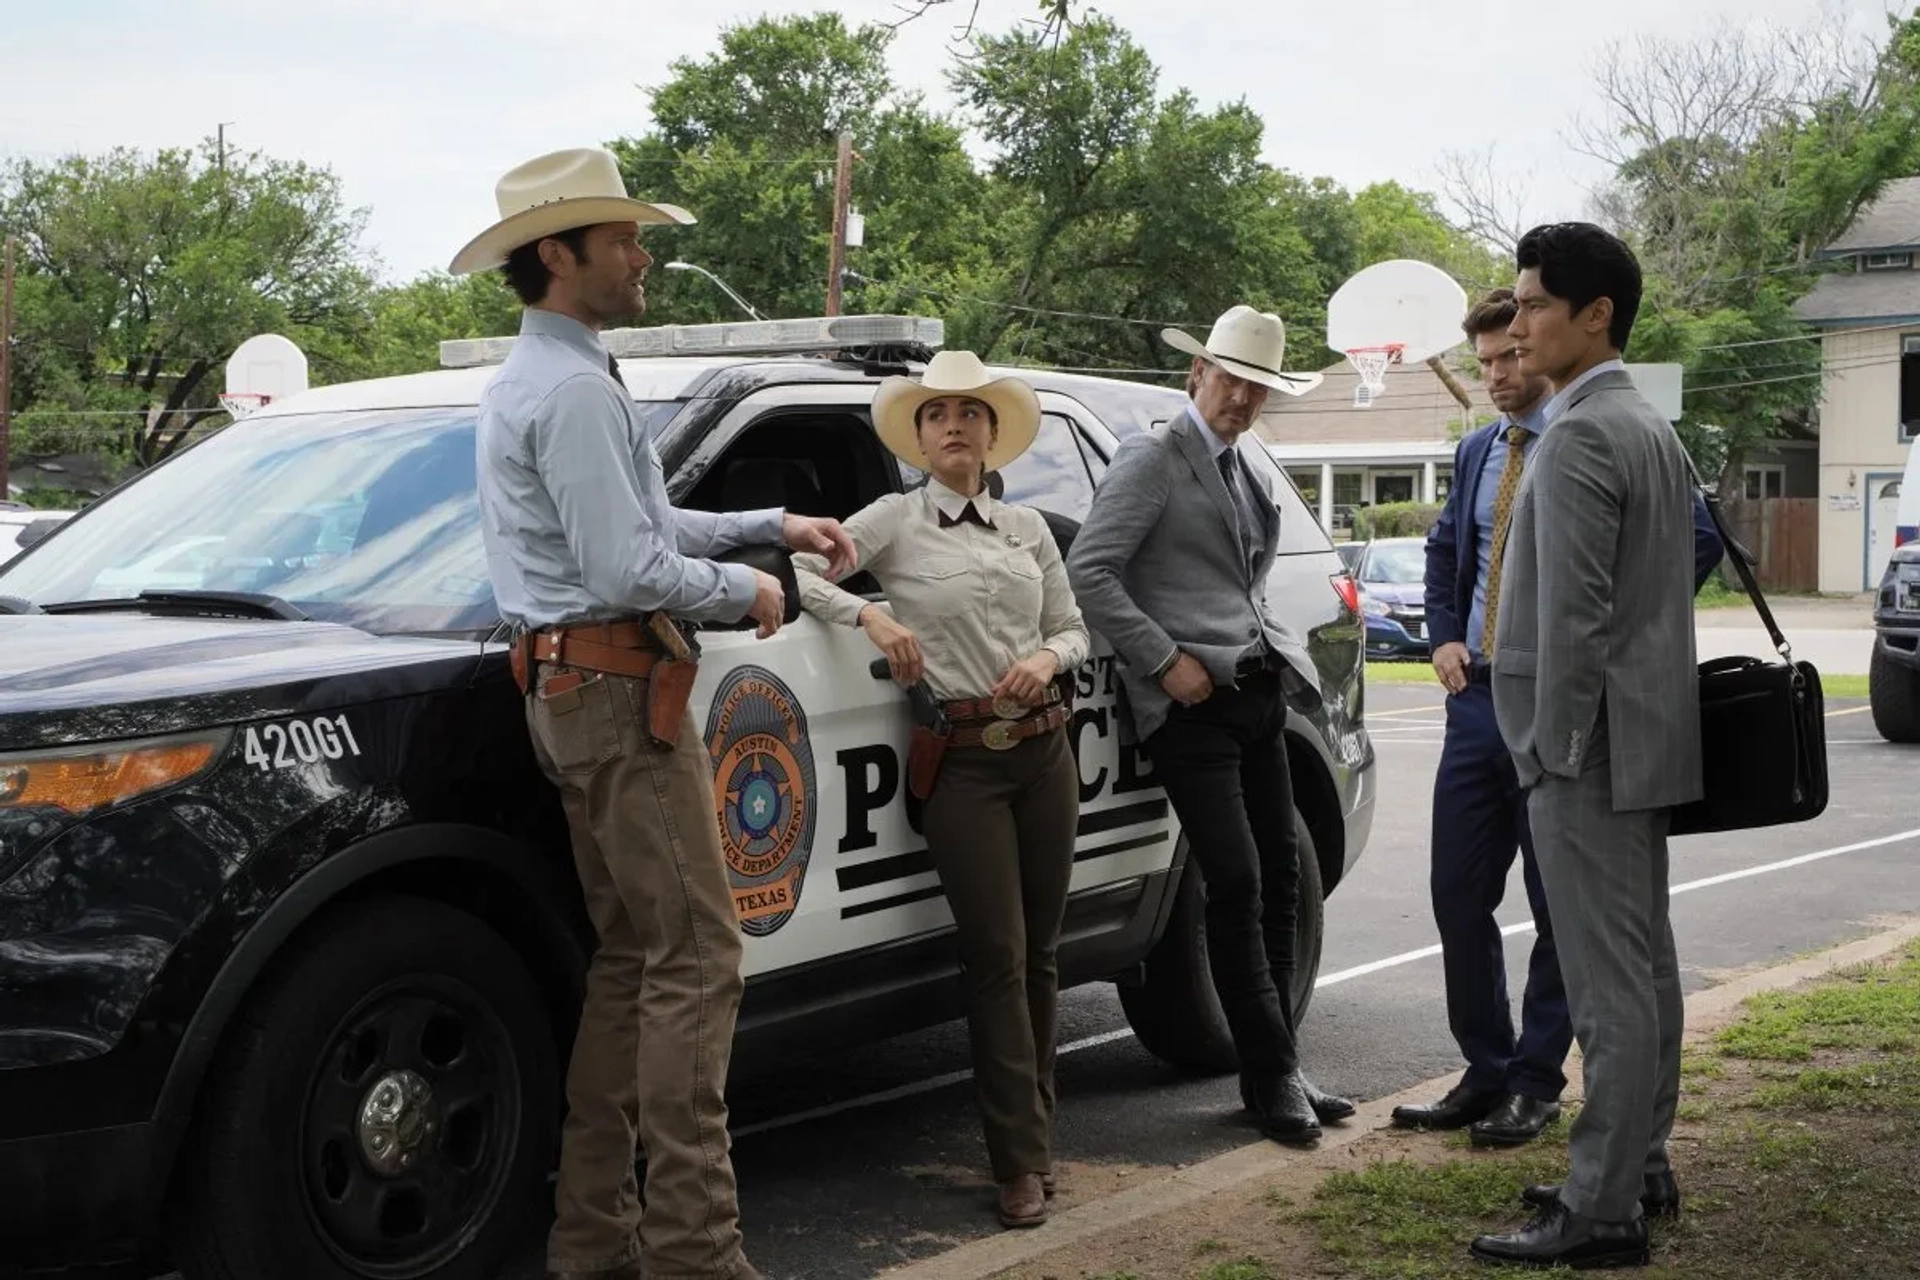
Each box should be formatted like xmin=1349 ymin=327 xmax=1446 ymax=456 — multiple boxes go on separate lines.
xmin=1467 ymin=662 xmax=1493 ymax=686
xmin=1234 ymin=652 xmax=1275 ymax=679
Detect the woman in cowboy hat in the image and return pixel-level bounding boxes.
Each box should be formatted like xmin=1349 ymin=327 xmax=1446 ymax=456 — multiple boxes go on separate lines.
xmin=791 ymin=350 xmax=1088 ymax=1230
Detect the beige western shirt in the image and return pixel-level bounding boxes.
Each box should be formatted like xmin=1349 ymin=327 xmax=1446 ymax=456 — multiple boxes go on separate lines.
xmin=792 ymin=479 xmax=1091 ymax=702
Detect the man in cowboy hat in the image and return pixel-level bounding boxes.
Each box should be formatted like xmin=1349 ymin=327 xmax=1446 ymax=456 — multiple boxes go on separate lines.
xmin=456 ymin=146 xmax=856 ymax=1280
xmin=1067 ymin=305 xmax=1354 ymax=1144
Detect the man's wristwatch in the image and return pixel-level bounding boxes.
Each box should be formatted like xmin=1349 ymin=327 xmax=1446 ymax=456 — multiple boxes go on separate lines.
xmin=1150 ymin=649 xmax=1181 ymax=680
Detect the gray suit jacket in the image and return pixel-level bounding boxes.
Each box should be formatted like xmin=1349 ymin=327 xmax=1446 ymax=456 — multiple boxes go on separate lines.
xmin=1491 ymin=368 xmax=1703 ymax=811
xmin=1067 ymin=410 xmax=1322 ymax=742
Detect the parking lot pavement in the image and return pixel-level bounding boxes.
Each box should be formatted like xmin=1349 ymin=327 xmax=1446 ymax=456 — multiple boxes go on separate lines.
xmin=1695 ymin=597 xmax=1875 ymax=676
xmin=474 ymin=684 xmax=1920 ymax=1280
xmin=146 ymin=685 xmax=1913 ymax=1280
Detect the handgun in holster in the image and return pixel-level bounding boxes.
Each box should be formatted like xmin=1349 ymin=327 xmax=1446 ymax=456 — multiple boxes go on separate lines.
xmin=905 ymin=678 xmax=951 ymax=801
xmin=642 ymin=612 xmax=702 ymax=750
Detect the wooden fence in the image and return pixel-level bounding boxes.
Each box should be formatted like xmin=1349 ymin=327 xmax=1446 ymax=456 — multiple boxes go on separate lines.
xmin=1724 ymin=498 xmax=1818 ymax=593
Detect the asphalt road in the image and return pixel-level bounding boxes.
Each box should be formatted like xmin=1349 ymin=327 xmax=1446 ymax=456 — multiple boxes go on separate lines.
xmin=490 ymin=682 xmax=1918 ymax=1280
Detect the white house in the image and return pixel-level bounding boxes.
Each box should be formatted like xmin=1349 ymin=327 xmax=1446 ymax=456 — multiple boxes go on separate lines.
xmin=1793 ymin=175 xmax=1920 ymax=592
xmin=1255 ymin=358 xmax=1490 ymax=539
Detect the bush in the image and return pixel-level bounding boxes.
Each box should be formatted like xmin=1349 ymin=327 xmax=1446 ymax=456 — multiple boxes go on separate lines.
xmin=1353 ymin=501 xmax=1443 ymax=540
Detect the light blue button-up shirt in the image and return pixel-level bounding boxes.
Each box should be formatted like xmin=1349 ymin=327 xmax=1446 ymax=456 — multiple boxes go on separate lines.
xmin=476 ymin=309 xmax=784 ymax=630
xmin=1466 ymin=400 xmax=1550 ymax=658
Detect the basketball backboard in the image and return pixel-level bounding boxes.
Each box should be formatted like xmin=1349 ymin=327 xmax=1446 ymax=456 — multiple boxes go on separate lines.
xmin=224 ymin=333 xmax=309 ymax=409
xmin=1327 ymin=260 xmax=1469 ymax=407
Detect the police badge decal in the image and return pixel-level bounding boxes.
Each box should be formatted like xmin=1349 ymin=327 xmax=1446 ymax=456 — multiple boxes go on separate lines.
xmin=703 ymin=666 xmax=819 ymax=937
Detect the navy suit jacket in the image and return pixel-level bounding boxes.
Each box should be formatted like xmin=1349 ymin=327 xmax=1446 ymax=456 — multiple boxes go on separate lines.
xmin=1424 ymin=419 xmax=1724 ymax=653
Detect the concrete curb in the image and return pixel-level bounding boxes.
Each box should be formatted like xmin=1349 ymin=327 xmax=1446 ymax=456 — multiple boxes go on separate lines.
xmin=878 ymin=916 xmax=1920 ymax=1280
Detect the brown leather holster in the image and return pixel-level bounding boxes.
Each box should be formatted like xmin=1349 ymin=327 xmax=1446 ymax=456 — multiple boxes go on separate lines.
xmin=907 ymin=724 xmax=949 ymax=801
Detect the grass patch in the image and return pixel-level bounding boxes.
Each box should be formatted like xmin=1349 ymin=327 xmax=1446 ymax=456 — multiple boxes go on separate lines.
xmin=1287 ymin=940 xmax=1920 ymax=1278
xmin=1194 ymin=1262 xmax=1273 ymax=1280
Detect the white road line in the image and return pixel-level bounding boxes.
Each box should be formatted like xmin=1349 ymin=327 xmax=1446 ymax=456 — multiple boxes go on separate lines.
xmin=1827 ymin=705 xmax=1874 ymax=718
xmin=731 ymin=826 xmax=1920 ymax=1139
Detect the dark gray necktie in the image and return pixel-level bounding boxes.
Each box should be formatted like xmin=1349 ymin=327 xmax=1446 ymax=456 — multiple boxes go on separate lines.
xmin=1218 ymin=451 xmax=1263 ymax=571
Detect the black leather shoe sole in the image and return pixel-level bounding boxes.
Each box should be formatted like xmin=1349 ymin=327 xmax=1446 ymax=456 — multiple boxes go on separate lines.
xmin=1391 ymin=1104 xmax=1493 ymax=1131
xmin=1470 ymin=1112 xmax=1561 ymax=1148
xmin=1468 ymin=1238 xmax=1651 ymax=1269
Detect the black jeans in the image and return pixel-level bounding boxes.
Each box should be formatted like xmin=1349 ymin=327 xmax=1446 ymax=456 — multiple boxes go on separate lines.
xmin=1144 ymin=667 xmax=1301 ymax=1077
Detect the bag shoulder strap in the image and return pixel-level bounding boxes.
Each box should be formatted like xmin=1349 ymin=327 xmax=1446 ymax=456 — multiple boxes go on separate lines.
xmin=1684 ymin=453 xmax=1791 ymax=660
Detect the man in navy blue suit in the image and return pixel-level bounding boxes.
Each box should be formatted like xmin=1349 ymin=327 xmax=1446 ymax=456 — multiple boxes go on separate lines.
xmin=1394 ymin=288 xmax=1724 ymax=1147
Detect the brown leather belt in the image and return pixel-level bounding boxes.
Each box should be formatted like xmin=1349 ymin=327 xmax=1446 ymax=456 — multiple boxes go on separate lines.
xmin=530 ymin=620 xmax=663 ymax=680
xmin=948 ymin=705 xmax=1070 ymax=751
xmin=943 ymin=685 xmax=1063 ymax=723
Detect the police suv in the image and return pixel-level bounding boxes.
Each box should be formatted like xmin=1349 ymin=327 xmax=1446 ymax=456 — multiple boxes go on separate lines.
xmin=0 ymin=315 xmax=1376 ymax=1280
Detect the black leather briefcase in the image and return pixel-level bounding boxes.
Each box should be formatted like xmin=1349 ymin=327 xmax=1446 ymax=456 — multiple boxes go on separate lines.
xmin=1669 ymin=474 xmax=1830 ymax=837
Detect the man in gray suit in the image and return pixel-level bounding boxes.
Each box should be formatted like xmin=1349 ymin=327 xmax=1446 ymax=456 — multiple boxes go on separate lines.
xmin=1470 ymin=223 xmax=1702 ymax=1271
xmin=1068 ymin=305 xmax=1354 ymax=1144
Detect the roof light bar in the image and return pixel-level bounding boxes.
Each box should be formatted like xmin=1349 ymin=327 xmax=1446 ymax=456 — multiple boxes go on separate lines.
xmin=439 ymin=314 xmax=945 ymax=369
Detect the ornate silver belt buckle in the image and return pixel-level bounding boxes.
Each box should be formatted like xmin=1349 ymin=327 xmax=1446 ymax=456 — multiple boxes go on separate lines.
xmin=990 ymin=693 xmax=1027 ymax=721
xmin=982 ymin=720 xmax=1020 ymax=751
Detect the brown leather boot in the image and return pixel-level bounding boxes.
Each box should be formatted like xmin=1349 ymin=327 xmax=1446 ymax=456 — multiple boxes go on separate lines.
xmin=997 ymin=1173 xmax=1048 ymax=1228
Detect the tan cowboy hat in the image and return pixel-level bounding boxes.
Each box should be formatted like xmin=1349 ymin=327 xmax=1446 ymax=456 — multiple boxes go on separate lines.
xmin=872 ymin=351 xmax=1041 ymax=472
xmin=449 ymin=147 xmax=695 ymax=276
xmin=1161 ymin=305 xmax=1323 ymax=397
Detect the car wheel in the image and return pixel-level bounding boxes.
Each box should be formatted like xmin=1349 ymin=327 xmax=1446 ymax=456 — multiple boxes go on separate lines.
xmin=1870 ymin=643 xmax=1920 ymax=743
xmin=172 ymin=895 xmax=558 ymax=1280
xmin=1118 ymin=806 xmax=1326 ymax=1075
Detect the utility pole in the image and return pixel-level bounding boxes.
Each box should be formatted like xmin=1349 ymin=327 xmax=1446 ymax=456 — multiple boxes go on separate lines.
xmin=1 ymin=236 xmax=13 ymax=503
xmin=825 ymin=130 xmax=854 ymax=317
xmin=217 ymin=122 xmax=227 ymax=172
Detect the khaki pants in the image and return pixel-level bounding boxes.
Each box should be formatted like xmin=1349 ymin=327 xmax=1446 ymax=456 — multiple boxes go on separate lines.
xmin=525 ymin=666 xmax=750 ymax=1279
xmin=920 ymin=726 xmax=1079 ymax=1182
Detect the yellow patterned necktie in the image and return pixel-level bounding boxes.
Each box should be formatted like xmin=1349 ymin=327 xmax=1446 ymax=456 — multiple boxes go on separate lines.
xmin=1482 ymin=425 xmax=1532 ymax=660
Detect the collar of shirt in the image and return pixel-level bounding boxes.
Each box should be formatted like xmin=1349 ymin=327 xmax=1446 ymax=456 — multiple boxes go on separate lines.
xmin=1543 ymin=357 xmax=1626 ymax=424
xmin=926 ymin=475 xmax=999 ymax=525
xmin=1186 ymin=400 xmax=1239 ymax=461
xmin=520 ymin=307 xmax=611 ymax=364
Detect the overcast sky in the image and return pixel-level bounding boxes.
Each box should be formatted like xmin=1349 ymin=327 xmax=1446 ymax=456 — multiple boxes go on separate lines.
xmin=2 ymin=0 xmax=1895 ymax=285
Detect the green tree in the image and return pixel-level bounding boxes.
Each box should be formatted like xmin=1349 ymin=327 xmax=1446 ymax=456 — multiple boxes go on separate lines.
xmin=1 ymin=139 xmax=376 ymax=464
xmin=354 ymin=272 xmax=523 ymax=379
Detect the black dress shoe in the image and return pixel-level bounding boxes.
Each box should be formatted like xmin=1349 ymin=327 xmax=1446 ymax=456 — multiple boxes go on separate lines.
xmin=1522 ymin=1170 xmax=1681 ymax=1219
xmin=1390 ymin=1081 xmax=1503 ymax=1130
xmin=1298 ymin=1073 xmax=1356 ymax=1123
xmin=1469 ymin=1199 xmax=1650 ymax=1269
xmin=1470 ymin=1094 xmax=1561 ymax=1147
xmin=1243 ymin=1073 xmax=1321 ymax=1145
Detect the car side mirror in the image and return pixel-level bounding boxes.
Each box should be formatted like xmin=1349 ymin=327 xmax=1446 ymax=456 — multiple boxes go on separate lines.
xmin=711 ymin=543 xmax=801 ymax=629
xmin=15 ymin=518 xmax=62 ymax=550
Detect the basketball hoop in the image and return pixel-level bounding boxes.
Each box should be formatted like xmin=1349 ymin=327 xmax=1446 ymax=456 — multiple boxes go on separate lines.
xmin=219 ymin=392 xmax=270 ymax=420
xmin=1344 ymin=344 xmax=1404 ymax=409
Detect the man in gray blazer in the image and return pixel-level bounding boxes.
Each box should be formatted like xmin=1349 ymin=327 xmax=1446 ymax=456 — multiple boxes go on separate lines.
xmin=1068 ymin=305 xmax=1353 ymax=1144
xmin=1471 ymin=223 xmax=1702 ymax=1271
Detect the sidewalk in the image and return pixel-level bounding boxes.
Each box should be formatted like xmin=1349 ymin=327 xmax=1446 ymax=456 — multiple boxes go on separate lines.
xmin=882 ymin=918 xmax=1920 ymax=1280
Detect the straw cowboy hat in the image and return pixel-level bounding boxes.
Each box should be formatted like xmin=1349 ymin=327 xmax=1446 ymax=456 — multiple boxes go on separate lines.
xmin=1161 ymin=305 xmax=1323 ymax=397
xmin=872 ymin=351 xmax=1041 ymax=472
xmin=449 ymin=147 xmax=695 ymax=276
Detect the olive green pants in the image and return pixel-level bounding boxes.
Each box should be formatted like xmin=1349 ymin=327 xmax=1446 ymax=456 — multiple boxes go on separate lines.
xmin=921 ymin=726 xmax=1080 ymax=1182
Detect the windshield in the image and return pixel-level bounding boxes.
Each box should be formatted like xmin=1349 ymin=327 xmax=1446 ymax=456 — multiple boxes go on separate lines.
xmin=0 ymin=402 xmax=676 ymax=635
xmin=1361 ymin=542 xmax=1426 ymax=585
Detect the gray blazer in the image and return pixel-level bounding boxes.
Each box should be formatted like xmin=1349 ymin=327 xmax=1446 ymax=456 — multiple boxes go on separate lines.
xmin=1491 ymin=368 xmax=1703 ymax=811
xmin=1067 ymin=409 xmax=1321 ymax=742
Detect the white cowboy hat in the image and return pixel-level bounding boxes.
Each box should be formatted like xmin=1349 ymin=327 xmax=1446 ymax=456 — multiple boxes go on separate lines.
xmin=1161 ymin=305 xmax=1323 ymax=397
xmin=871 ymin=351 xmax=1041 ymax=473
xmin=449 ymin=147 xmax=695 ymax=276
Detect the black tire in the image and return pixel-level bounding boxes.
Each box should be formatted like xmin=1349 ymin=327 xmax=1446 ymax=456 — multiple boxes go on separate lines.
xmin=172 ymin=895 xmax=559 ymax=1280
xmin=1119 ymin=806 xmax=1326 ymax=1075
xmin=1870 ymin=644 xmax=1920 ymax=743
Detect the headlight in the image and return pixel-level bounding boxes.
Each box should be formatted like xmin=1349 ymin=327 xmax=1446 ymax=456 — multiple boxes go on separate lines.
xmin=1361 ymin=595 xmax=1392 ymax=617
xmin=0 ymin=732 xmax=227 ymax=817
